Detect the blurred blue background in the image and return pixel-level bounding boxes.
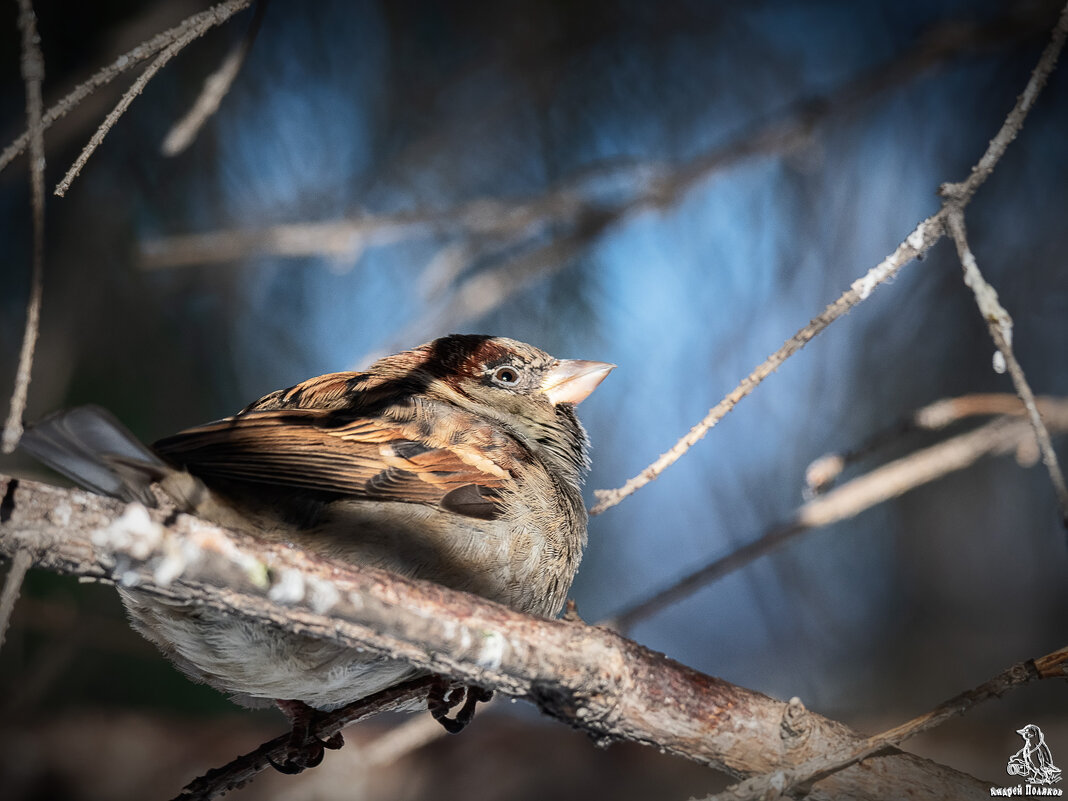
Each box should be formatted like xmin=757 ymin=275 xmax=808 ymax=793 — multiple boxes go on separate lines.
xmin=1 ymin=1 xmax=1066 ymax=798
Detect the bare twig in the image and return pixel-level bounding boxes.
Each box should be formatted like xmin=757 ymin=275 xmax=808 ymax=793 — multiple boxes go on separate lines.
xmin=137 ymin=171 xmax=608 ymax=270
xmin=589 ymin=212 xmax=946 ymax=515
xmin=593 ymin=1 xmax=1068 ymax=516
xmin=705 ymin=644 xmax=1068 ymax=801
xmin=0 ymin=475 xmax=987 ymax=801
xmin=939 ymin=1 xmax=1068 ymax=205
xmin=0 ymin=0 xmax=254 ymax=177
xmin=130 ymin=2 xmax=1065 ymax=380
xmin=0 ymin=549 xmax=33 ymax=652
xmin=931 ymin=4 xmax=1068 ymax=527
xmin=3 ymin=0 xmax=47 ymax=455
xmin=912 ymin=392 xmax=1053 ymax=429
xmin=610 ymin=404 xmax=1068 ymax=630
xmin=140 ymin=218 xmax=397 ymax=268
xmin=161 ymin=0 xmax=267 ymax=157
xmin=944 ymin=210 xmax=1068 ymax=526
xmin=135 ymin=2 xmax=1056 ymax=271
xmin=356 ymin=208 xmax=619 ymax=366
xmin=174 ymin=676 xmax=436 ymax=801
xmin=53 ymin=0 xmax=254 ymax=197
xmin=805 ymin=393 xmax=1057 ymax=494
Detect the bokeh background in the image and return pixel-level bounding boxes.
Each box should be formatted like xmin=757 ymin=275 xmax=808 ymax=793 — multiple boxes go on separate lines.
xmin=1 ymin=1 xmax=1066 ymax=798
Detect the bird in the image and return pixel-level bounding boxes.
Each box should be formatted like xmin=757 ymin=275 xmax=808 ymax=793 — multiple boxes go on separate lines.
xmin=20 ymin=334 xmax=613 ymax=770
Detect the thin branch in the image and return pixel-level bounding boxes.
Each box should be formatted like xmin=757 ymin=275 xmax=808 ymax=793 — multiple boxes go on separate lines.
xmin=805 ymin=393 xmax=1053 ymax=493
xmin=0 ymin=475 xmax=987 ymax=801
xmin=609 ymin=403 xmax=1068 ymax=630
xmin=0 ymin=548 xmax=33 ymax=652
xmin=134 ymin=1 xmax=1056 ymax=271
xmin=593 ymin=1 xmax=1068 ymax=516
xmin=944 ymin=210 xmax=1068 ymax=527
xmin=137 ymin=170 xmax=607 ymax=270
xmin=161 ymin=0 xmax=267 ymax=157
xmin=3 ymin=0 xmax=47 ymax=455
xmin=911 ymin=392 xmax=1054 ymax=429
xmin=0 ymin=0 xmax=254 ymax=177
xmin=355 ymin=208 xmax=619 ymax=366
xmin=939 ymin=1 xmax=1068 ymax=206
xmin=130 ymin=2 xmax=1065 ymax=386
xmin=589 ymin=211 xmax=946 ymax=515
xmin=53 ymin=0 xmax=254 ymax=197
xmin=174 ymin=676 xmax=436 ymax=801
xmin=705 ymin=644 xmax=1068 ymax=801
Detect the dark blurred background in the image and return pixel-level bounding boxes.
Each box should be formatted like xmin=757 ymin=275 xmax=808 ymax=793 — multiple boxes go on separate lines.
xmin=1 ymin=1 xmax=1066 ymax=798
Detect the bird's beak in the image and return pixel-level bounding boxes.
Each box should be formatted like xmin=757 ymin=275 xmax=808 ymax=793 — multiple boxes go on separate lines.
xmin=540 ymin=360 xmax=615 ymax=406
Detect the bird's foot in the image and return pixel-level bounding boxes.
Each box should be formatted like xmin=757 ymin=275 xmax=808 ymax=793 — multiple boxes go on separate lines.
xmin=428 ymin=680 xmax=493 ymax=734
xmin=268 ymin=699 xmax=345 ymax=775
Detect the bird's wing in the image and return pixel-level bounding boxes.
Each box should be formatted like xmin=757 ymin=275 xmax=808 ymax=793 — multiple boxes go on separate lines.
xmin=153 ymin=375 xmax=521 ymax=520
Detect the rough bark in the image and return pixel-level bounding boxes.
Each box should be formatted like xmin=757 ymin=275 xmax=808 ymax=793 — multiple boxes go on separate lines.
xmin=0 ymin=474 xmax=988 ymax=800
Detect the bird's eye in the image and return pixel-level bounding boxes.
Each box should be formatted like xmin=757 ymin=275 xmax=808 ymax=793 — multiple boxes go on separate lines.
xmin=492 ymin=366 xmax=520 ymax=386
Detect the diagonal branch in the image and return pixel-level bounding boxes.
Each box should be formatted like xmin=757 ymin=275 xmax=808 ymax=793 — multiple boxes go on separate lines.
xmin=592 ymin=0 xmax=1068 ymax=516
xmin=368 ymin=392 xmax=1068 ymax=766
xmin=705 ymin=644 xmax=1068 ymax=801
xmin=135 ymin=1 xmax=1059 ymax=271
xmin=944 ymin=210 xmax=1068 ymax=526
xmin=161 ymin=0 xmax=268 ymax=157
xmin=805 ymin=392 xmax=1056 ymax=494
xmin=53 ymin=0 xmax=254 ymax=197
xmin=590 ymin=212 xmax=947 ymax=515
xmin=173 ymin=676 xmax=436 ymax=801
xmin=609 ymin=399 xmax=1068 ymax=630
xmin=0 ymin=474 xmax=987 ymax=801
xmin=939 ymin=1 xmax=1068 ymax=205
xmin=0 ymin=0 xmax=254 ymax=177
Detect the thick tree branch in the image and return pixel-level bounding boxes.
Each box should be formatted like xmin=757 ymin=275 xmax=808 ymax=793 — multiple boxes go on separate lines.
xmin=0 ymin=475 xmax=986 ymax=800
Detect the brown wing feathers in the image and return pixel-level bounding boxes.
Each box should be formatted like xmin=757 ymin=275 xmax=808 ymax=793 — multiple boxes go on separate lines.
xmin=152 ymin=405 xmax=513 ymax=518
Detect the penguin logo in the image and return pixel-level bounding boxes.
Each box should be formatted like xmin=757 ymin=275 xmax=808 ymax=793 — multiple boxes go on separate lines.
xmin=1006 ymin=724 xmax=1062 ymax=785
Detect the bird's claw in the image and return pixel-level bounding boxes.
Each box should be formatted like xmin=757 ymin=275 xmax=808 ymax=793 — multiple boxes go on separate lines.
xmin=269 ymin=699 xmax=345 ymax=774
xmin=428 ymin=681 xmax=493 ymax=734
xmin=267 ymin=730 xmax=344 ymax=774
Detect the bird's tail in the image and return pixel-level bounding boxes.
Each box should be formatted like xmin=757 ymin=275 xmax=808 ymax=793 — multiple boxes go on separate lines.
xmin=20 ymin=405 xmax=168 ymax=506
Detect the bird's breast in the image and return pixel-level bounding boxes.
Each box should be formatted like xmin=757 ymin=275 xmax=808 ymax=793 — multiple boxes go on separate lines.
xmin=299 ymin=492 xmax=582 ymax=617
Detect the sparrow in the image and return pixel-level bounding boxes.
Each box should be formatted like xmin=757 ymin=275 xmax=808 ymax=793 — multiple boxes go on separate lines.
xmin=21 ymin=334 xmax=613 ymax=768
